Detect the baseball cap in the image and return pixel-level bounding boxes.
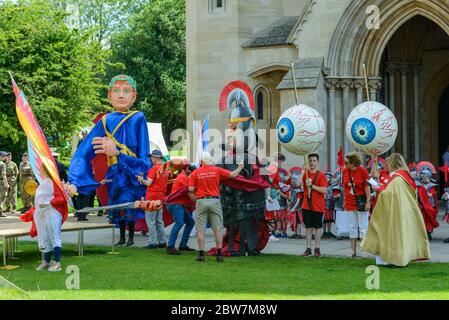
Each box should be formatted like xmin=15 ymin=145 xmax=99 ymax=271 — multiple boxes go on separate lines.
xmin=108 ymin=75 xmax=137 ymax=90
xmin=0 ymin=151 xmax=7 ymax=157
xmin=150 ymin=150 xmax=163 ymax=158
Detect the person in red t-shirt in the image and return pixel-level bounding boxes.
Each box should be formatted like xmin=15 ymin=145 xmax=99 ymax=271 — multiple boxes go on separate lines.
xmin=166 ymin=164 xmax=197 ymax=255
xmin=301 ymin=153 xmax=328 ymax=258
xmin=188 ymin=151 xmax=244 ymax=262
xmin=341 ymin=152 xmax=371 ymax=258
xmin=137 ymin=150 xmax=169 ymax=249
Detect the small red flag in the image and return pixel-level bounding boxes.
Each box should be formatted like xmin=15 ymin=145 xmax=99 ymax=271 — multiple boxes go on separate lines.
xmin=439 ymin=161 xmax=449 ymax=184
xmin=337 ymin=146 xmax=344 ymax=168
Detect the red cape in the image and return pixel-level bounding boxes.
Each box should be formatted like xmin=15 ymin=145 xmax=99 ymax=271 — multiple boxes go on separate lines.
xmin=417 ymin=185 xmax=439 ymax=233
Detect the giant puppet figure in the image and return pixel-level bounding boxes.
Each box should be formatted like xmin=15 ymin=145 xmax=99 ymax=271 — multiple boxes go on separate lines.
xmin=68 ymin=75 xmax=150 ymax=246
xmin=216 ymin=81 xmax=270 ymax=256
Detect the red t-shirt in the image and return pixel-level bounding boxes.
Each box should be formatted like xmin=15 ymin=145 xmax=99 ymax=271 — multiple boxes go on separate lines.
xmin=170 ymin=171 xmax=193 ymax=207
xmin=301 ymin=170 xmax=328 ymax=213
xmin=342 ymin=166 xmax=369 ymax=211
xmin=188 ymin=165 xmax=231 ymax=198
xmin=145 ymin=163 xmax=169 ymax=201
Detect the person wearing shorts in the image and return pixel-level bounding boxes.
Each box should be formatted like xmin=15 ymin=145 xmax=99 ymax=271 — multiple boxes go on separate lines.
xmin=188 ymin=152 xmax=244 ymax=263
xmin=342 ymin=152 xmax=371 ymax=258
xmin=301 ymin=154 xmax=328 ymax=257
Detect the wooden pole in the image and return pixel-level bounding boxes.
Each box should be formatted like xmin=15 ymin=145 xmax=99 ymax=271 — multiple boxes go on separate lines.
xmin=291 ymin=62 xmax=299 ymax=105
xmin=362 ymin=63 xmax=370 ymax=101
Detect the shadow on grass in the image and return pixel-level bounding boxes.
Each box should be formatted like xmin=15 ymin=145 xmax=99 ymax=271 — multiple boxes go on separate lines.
xmin=1 ymin=241 xmax=449 ymax=299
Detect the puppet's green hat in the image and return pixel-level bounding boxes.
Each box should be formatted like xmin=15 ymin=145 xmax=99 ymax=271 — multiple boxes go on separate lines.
xmin=108 ymin=75 xmax=137 ymax=90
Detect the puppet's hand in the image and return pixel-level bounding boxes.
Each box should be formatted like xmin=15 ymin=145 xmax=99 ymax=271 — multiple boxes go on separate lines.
xmin=93 ymin=137 xmax=119 ymax=157
xmin=63 ymin=184 xmax=78 ymax=197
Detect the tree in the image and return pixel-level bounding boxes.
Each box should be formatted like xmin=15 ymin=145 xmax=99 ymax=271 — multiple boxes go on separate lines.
xmin=0 ymin=0 xmax=110 ymax=162
xmin=51 ymin=0 xmax=147 ymax=47
xmin=109 ymin=0 xmax=186 ymax=142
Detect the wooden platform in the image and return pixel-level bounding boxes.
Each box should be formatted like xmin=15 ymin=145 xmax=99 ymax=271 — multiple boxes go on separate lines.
xmin=0 ymin=221 xmax=115 ymax=266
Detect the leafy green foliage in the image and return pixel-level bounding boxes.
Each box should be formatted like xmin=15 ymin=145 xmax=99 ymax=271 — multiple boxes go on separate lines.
xmin=0 ymin=0 xmax=110 ymax=161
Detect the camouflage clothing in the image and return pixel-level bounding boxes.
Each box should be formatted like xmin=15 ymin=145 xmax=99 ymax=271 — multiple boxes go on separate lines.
xmin=5 ymin=161 xmax=18 ymax=211
xmin=19 ymin=161 xmax=35 ymax=209
xmin=0 ymin=161 xmax=7 ymax=214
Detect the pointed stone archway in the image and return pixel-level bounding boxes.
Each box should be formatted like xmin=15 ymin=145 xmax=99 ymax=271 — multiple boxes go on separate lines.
xmin=325 ymin=0 xmax=449 ymax=166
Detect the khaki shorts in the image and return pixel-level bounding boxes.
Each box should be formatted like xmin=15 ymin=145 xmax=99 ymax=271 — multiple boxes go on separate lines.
xmin=195 ymin=198 xmax=223 ymax=231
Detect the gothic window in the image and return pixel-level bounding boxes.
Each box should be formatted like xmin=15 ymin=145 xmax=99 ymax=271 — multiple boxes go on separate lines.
xmin=209 ymin=0 xmax=226 ymax=14
xmin=257 ymin=92 xmax=264 ymax=120
xmin=254 ymin=86 xmax=271 ymax=124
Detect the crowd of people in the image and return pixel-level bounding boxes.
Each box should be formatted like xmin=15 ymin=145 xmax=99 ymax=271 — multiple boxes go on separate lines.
xmin=7 ymin=73 xmax=449 ymax=271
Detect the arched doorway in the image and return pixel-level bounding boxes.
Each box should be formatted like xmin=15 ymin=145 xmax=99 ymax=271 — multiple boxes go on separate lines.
xmin=378 ymin=16 xmax=449 ymax=163
xmin=326 ymin=0 xmax=449 ymax=165
xmin=439 ymin=86 xmax=449 ymax=165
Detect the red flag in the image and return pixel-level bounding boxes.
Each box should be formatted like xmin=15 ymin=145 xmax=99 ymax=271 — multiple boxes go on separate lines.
xmin=337 ymin=146 xmax=344 ymax=168
xmin=439 ymin=161 xmax=449 ymax=184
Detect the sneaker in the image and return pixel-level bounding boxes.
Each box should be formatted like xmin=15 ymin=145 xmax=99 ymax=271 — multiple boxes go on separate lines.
xmin=179 ymin=246 xmax=195 ymax=252
xmin=274 ymin=232 xmax=281 ymax=238
xmin=314 ymin=248 xmax=321 ymax=257
xmin=216 ymin=255 xmax=223 ymax=263
xmin=303 ymin=248 xmax=312 ymax=257
xmin=144 ymin=244 xmax=158 ymax=249
xmin=158 ymin=243 xmax=167 ymax=249
xmin=444 ymin=238 xmax=449 ymax=243
xmin=48 ymin=262 xmax=62 ymax=272
xmin=360 ymin=251 xmax=368 ymax=258
xmin=269 ymin=235 xmax=279 ymax=242
xmin=139 ymin=231 xmax=148 ymax=236
xmin=167 ymin=247 xmax=182 ymax=255
xmin=115 ymin=239 xmax=126 ymax=246
xmin=126 ymin=239 xmax=134 ymax=247
xmin=282 ymin=232 xmax=288 ymax=238
xmin=290 ymin=234 xmax=298 ymax=239
xmin=36 ymin=261 xmax=50 ymax=271
xmin=196 ymin=255 xmax=205 ymax=262
xmin=347 ymin=250 xmax=357 ymax=258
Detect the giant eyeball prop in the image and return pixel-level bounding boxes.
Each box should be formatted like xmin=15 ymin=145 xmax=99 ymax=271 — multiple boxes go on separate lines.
xmin=346 ymin=101 xmax=398 ymax=155
xmin=276 ymin=104 xmax=326 ymax=156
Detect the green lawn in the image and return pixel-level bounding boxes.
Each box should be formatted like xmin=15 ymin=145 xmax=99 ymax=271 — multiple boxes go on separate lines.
xmin=1 ymin=242 xmax=449 ymax=300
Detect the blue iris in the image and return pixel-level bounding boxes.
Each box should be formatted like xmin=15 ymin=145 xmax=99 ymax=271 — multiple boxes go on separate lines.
xmin=351 ymin=118 xmax=376 ymax=145
xmin=277 ymin=118 xmax=294 ymax=144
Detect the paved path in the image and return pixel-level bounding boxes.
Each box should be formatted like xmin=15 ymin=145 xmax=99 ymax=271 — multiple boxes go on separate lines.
xmin=2 ymin=209 xmax=449 ymax=263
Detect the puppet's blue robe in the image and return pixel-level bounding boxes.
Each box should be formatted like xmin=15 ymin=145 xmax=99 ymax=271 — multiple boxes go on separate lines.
xmin=68 ymin=111 xmax=151 ymax=223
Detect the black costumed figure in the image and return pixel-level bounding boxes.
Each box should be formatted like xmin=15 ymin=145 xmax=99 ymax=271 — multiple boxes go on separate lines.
xmin=210 ymin=81 xmax=271 ymax=257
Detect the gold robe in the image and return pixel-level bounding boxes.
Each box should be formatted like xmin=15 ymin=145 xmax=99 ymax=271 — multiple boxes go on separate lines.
xmin=361 ymin=172 xmax=430 ymax=267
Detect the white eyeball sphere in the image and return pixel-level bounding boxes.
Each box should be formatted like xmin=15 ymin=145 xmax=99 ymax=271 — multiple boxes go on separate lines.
xmin=346 ymin=101 xmax=398 ymax=155
xmin=276 ymin=104 xmax=326 ymax=156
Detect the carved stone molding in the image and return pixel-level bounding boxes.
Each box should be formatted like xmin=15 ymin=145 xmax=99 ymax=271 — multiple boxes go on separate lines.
xmin=325 ymin=78 xmax=339 ymax=91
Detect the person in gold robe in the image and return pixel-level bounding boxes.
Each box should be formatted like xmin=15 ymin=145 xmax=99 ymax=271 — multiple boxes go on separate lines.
xmin=361 ymin=153 xmax=430 ymax=267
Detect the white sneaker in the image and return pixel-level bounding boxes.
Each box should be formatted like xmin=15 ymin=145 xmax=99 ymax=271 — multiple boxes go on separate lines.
xmin=48 ymin=262 xmax=62 ymax=272
xmin=36 ymin=261 xmax=50 ymax=271
xmin=269 ymin=235 xmax=279 ymax=242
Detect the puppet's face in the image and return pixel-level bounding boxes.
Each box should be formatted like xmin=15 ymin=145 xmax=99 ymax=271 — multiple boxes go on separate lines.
xmin=108 ymin=81 xmax=136 ymax=112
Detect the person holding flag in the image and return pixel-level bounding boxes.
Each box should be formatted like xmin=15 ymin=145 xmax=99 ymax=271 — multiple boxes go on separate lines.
xmin=30 ymin=165 xmax=69 ymax=272
xmin=10 ymin=74 xmax=71 ymax=271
